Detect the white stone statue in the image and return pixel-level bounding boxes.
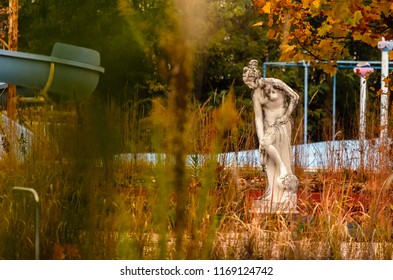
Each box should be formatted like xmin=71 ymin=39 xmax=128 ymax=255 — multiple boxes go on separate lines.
xmin=243 ymin=59 xmax=299 ymax=214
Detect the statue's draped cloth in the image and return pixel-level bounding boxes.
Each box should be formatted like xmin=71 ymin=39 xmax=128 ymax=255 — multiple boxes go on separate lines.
xmin=261 ymin=119 xmax=295 ymax=205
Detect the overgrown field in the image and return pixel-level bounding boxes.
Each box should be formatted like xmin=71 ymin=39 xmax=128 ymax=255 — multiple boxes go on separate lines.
xmin=0 ymin=96 xmax=392 ymax=260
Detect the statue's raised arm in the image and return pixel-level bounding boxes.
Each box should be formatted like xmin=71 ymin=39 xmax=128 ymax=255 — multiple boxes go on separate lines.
xmin=266 ymin=78 xmax=299 ymax=125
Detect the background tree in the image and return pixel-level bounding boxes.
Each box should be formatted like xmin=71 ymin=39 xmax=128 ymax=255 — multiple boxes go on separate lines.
xmin=16 ymin=0 xmax=376 ymax=144
xmin=252 ymin=0 xmax=392 ymax=74
xmin=18 ymin=0 xmax=157 ymax=103
xmin=17 ymin=0 xmax=281 ymax=105
xmin=192 ymin=0 xmax=277 ymax=102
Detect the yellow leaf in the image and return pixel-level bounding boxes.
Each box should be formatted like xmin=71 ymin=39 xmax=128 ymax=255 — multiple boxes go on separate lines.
xmin=382 ymin=2 xmax=391 ymax=17
xmin=312 ymin=0 xmax=320 ymax=10
xmin=333 ymin=5 xmax=350 ymax=20
xmin=353 ymin=10 xmax=363 ymax=24
xmin=362 ymin=33 xmax=378 ymax=47
xmin=320 ymin=63 xmax=337 ymax=76
xmin=267 ymin=29 xmax=275 ymax=39
xmin=347 ymin=10 xmax=363 ymax=27
xmin=352 ymin=32 xmax=363 ymax=42
xmin=268 ymin=17 xmax=274 ymax=27
xmin=262 ymin=2 xmax=271 ymax=13
xmin=280 ymin=43 xmax=296 ymax=53
xmin=252 ymin=21 xmax=263 ymax=27
xmin=303 ymin=0 xmax=311 ymax=9
xmin=318 ymin=21 xmax=332 ymax=37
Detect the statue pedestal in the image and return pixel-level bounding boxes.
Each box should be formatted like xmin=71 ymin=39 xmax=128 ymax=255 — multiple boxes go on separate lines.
xmin=251 ymin=174 xmax=299 ymax=214
xmin=252 ymin=197 xmax=298 ymax=214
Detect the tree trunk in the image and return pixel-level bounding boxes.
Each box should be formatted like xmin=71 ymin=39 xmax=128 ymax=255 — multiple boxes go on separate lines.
xmin=7 ymin=0 xmax=18 ymax=120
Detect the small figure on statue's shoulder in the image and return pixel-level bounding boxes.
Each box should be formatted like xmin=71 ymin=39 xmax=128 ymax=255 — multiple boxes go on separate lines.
xmin=243 ymin=59 xmax=262 ymax=89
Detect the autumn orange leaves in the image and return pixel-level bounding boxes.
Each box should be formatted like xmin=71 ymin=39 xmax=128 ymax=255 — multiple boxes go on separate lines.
xmin=252 ymin=0 xmax=393 ymax=75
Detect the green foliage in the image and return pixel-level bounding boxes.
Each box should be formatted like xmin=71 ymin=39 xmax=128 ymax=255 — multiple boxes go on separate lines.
xmin=193 ymin=0 xmax=277 ymax=101
xmin=18 ymin=0 xmax=155 ymax=103
xmin=16 ymin=0 xmax=282 ymax=105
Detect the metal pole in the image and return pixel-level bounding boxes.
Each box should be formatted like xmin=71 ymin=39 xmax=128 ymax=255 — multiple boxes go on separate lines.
xmin=359 ymin=76 xmax=367 ymax=141
xmin=377 ymin=38 xmax=393 ymax=143
xmin=304 ymin=62 xmax=308 ymax=144
xmin=332 ymin=74 xmax=336 ymax=141
xmin=380 ymin=50 xmax=389 ymax=142
xmin=12 ymin=186 xmax=40 ymax=260
xmin=353 ymin=62 xmax=374 ymax=171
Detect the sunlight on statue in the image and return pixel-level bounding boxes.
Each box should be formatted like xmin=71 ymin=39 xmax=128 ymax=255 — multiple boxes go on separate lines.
xmin=243 ymin=59 xmax=299 ymax=214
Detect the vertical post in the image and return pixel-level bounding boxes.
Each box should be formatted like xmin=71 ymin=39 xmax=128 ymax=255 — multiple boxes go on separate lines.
xmin=380 ymin=50 xmax=389 ymax=142
xmin=359 ymin=75 xmax=367 ymax=170
xmin=354 ymin=62 xmax=374 ymax=170
xmin=303 ymin=62 xmax=308 ymax=144
xmin=359 ymin=76 xmax=367 ymax=141
xmin=332 ymin=73 xmax=336 ymax=141
xmin=7 ymin=0 xmax=18 ymax=120
xmin=12 ymin=187 xmax=40 ymax=260
xmin=354 ymin=62 xmax=374 ymax=140
xmin=378 ymin=37 xmax=393 ymax=143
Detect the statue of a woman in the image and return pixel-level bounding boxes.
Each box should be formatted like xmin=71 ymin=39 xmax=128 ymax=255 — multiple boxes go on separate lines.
xmin=243 ymin=59 xmax=299 ymax=213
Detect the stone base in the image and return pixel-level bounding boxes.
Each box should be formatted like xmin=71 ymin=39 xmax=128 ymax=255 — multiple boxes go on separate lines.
xmin=252 ymin=198 xmax=298 ymax=214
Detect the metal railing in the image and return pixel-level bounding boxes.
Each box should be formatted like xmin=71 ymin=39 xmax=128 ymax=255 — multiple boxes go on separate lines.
xmin=12 ymin=186 xmax=40 ymax=260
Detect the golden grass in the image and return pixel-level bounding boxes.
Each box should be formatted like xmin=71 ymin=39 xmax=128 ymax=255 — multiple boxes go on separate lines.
xmin=0 ymin=94 xmax=392 ymax=260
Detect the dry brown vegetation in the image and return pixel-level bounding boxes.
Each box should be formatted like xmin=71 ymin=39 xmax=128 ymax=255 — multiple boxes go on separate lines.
xmin=0 ymin=95 xmax=392 ymax=260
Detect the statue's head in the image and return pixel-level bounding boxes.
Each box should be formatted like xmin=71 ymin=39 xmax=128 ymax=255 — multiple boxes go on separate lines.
xmin=249 ymin=59 xmax=259 ymax=68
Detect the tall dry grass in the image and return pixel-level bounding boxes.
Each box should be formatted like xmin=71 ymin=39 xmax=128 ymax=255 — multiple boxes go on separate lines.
xmin=1 ymin=0 xmax=393 ymax=260
xmin=1 ymin=88 xmax=392 ymax=260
